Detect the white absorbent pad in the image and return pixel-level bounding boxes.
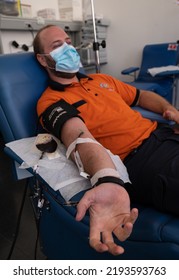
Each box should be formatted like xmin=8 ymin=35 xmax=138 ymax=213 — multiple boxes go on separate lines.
xmin=5 ymin=136 xmax=130 ymax=201
xmin=148 ymin=65 xmax=179 ymax=77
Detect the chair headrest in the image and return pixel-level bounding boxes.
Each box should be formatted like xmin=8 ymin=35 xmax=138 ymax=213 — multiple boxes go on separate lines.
xmin=0 ymin=52 xmax=48 ymax=142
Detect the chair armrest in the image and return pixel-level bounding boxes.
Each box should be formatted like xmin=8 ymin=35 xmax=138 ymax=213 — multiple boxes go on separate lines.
xmin=154 ymin=70 xmax=179 ymax=77
xmin=148 ymin=66 xmax=179 ymax=78
xmin=133 ymin=106 xmax=175 ymax=124
xmin=121 ymin=67 xmax=140 ymax=75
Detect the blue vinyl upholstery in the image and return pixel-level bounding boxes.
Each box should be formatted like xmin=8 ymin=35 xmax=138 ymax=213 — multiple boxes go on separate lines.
xmin=0 ymin=52 xmax=179 ymax=259
xmin=0 ymin=52 xmax=48 ymax=142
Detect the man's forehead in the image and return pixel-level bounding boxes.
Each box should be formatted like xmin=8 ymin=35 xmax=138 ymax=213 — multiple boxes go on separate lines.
xmin=41 ymin=26 xmax=67 ymax=38
xmin=40 ymin=27 xmax=69 ymax=47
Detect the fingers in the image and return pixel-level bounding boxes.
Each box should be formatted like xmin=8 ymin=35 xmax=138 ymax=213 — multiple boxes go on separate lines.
xmin=89 ymin=233 xmax=124 ymax=256
xmin=122 ymin=208 xmax=138 ymax=226
xmin=89 ymin=238 xmax=109 ymax=254
xmin=163 ymin=110 xmax=176 ymax=121
xmin=102 ymin=231 xmax=124 ymax=255
xmin=114 ymin=222 xmax=133 ymax=241
xmin=114 ymin=208 xmax=138 ymax=241
xmin=75 ymin=192 xmax=92 ymax=221
xmin=163 ymin=110 xmax=171 ymax=119
xmin=89 ymin=230 xmax=125 ymax=255
xmin=89 ymin=227 xmax=109 ymax=253
xmin=75 ymin=200 xmax=88 ymax=221
xmin=130 ymin=208 xmax=139 ymax=224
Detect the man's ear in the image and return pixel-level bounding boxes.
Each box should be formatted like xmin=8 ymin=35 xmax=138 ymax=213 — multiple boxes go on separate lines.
xmin=37 ymin=54 xmax=47 ymax=67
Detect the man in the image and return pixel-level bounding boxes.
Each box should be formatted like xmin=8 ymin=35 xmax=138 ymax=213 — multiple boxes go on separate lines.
xmin=33 ymin=25 xmax=179 ymax=256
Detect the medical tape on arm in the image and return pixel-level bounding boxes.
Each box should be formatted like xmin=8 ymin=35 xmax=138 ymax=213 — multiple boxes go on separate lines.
xmin=66 ymin=137 xmax=101 ymax=179
xmin=66 ymin=137 xmax=125 ymax=187
xmin=90 ymin=168 xmax=121 ymax=187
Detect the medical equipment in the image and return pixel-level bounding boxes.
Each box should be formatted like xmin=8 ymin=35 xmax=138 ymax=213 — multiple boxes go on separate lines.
xmin=78 ymin=0 xmax=108 ymax=72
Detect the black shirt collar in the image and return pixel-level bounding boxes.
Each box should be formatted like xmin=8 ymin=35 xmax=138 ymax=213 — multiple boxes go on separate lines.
xmin=49 ymin=72 xmax=93 ymax=92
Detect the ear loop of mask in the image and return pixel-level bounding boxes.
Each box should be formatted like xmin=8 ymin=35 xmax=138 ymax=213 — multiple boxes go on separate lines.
xmin=38 ymin=53 xmax=56 ymax=70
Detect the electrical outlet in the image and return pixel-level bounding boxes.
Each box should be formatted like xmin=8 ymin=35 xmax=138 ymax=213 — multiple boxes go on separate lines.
xmin=25 ymin=22 xmax=32 ymax=29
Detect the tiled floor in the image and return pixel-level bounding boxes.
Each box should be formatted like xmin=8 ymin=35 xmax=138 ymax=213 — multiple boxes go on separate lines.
xmin=0 ymin=136 xmax=46 ymax=260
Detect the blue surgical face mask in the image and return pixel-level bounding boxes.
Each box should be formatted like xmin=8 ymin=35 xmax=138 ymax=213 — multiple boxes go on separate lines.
xmin=50 ymin=42 xmax=80 ymax=73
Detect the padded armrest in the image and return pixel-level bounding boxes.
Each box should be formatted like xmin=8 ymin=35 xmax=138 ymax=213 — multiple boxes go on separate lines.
xmin=154 ymin=70 xmax=179 ymax=77
xmin=148 ymin=66 xmax=179 ymax=78
xmin=121 ymin=67 xmax=140 ymax=75
xmin=133 ymin=106 xmax=175 ymax=124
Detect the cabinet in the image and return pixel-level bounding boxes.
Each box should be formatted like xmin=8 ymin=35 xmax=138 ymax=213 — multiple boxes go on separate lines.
xmin=0 ymin=14 xmax=82 ymax=53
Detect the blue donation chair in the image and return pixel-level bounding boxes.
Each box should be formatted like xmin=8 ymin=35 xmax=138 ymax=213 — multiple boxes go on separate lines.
xmin=121 ymin=43 xmax=179 ymax=105
xmin=0 ymin=52 xmax=179 ymax=260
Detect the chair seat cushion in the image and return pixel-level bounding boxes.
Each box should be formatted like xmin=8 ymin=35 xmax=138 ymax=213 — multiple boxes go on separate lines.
xmin=130 ymin=205 xmax=179 ymax=244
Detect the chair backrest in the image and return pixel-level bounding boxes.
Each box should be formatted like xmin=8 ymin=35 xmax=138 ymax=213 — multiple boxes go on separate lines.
xmin=0 ymin=52 xmax=48 ymax=143
xmin=137 ymin=43 xmax=179 ymax=82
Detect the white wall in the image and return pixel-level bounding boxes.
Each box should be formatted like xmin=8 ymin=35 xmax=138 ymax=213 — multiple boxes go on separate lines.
xmin=91 ymin=0 xmax=179 ymax=80
xmin=21 ymin=0 xmax=59 ymax=19
xmin=18 ymin=0 xmax=179 ymax=79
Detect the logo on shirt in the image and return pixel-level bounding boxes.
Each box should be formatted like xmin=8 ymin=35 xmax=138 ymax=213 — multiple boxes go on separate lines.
xmin=100 ymin=83 xmax=114 ymax=91
xmin=100 ymin=83 xmax=109 ymax=88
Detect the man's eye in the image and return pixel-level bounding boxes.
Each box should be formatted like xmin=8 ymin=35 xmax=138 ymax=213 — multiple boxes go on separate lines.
xmin=52 ymin=46 xmax=60 ymax=50
xmin=52 ymin=43 xmax=63 ymax=50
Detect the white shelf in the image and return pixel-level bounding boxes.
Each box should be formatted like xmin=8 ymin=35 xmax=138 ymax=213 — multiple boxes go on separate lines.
xmin=0 ymin=14 xmax=82 ymax=31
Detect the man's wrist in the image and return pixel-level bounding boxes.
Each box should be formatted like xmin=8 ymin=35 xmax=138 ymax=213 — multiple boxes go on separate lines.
xmin=93 ymin=176 xmax=125 ymax=187
xmin=90 ymin=168 xmax=121 ymax=186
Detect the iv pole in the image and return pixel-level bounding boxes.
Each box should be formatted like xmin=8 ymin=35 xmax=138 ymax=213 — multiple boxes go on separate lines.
xmin=90 ymin=0 xmax=101 ymax=73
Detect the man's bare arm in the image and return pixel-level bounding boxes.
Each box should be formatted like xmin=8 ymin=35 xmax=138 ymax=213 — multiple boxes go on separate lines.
xmin=138 ymin=90 xmax=179 ymax=123
xmin=61 ymin=117 xmax=138 ymax=255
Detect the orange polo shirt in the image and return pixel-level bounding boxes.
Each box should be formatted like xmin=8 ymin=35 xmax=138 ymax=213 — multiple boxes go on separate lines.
xmin=37 ymin=73 xmax=157 ymax=160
